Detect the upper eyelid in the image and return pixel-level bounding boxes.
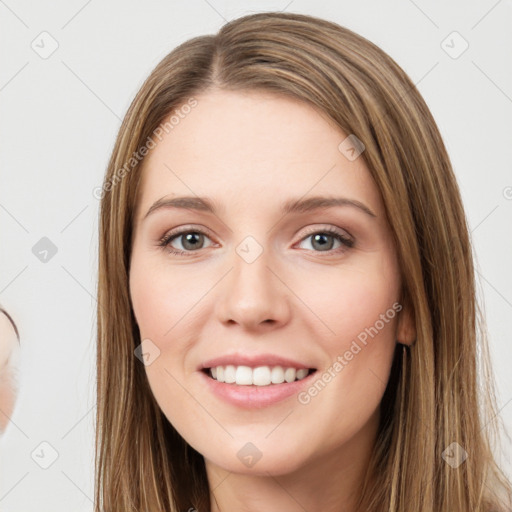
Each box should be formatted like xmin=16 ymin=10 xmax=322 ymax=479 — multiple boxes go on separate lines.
xmin=163 ymin=224 xmax=351 ymax=237
xmin=162 ymin=225 xmax=215 ymax=242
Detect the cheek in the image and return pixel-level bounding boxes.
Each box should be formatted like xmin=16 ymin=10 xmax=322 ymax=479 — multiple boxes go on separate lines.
xmin=297 ymin=255 xmax=400 ymax=401
xmin=301 ymin=258 xmax=400 ymax=344
xmin=129 ymin=255 xmax=206 ymax=407
xmin=129 ymin=252 xmax=201 ymax=341
xmin=129 ymin=258 xmax=202 ymax=431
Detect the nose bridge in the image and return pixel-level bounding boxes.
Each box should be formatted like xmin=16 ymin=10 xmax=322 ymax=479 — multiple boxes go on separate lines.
xmin=216 ymin=235 xmax=290 ymax=328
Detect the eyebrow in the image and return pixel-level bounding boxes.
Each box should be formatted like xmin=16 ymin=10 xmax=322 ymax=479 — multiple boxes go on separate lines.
xmin=143 ymin=195 xmax=377 ymax=220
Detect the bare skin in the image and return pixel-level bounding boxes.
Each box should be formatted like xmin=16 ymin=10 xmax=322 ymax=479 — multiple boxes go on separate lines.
xmin=129 ymin=89 xmax=416 ymax=512
xmin=0 ymin=311 xmax=20 ymax=435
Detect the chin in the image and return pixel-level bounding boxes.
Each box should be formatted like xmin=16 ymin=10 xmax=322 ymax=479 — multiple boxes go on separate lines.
xmin=199 ymin=434 xmax=314 ymax=476
xmin=208 ymin=450 xmax=306 ymax=476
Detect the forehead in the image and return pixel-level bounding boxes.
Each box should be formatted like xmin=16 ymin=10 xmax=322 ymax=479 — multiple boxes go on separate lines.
xmin=135 ymin=89 xmax=384 ymax=220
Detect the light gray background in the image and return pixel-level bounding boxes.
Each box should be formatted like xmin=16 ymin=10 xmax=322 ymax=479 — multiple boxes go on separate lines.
xmin=1 ymin=1 xmax=511 ymax=510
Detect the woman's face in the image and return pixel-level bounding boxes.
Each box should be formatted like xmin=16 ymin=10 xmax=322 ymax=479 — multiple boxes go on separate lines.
xmin=129 ymin=89 xmax=415 ymax=476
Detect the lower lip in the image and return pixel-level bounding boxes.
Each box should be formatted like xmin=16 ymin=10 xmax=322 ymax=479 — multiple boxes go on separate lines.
xmin=199 ymin=370 xmax=316 ymax=409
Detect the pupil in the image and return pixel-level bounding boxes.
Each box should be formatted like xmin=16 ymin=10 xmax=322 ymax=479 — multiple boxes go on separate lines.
xmin=183 ymin=232 xmax=202 ymax=250
xmin=313 ymin=233 xmax=333 ymax=251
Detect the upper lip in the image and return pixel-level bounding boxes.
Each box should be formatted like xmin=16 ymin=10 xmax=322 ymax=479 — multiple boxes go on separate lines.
xmin=199 ymin=353 xmax=316 ymax=371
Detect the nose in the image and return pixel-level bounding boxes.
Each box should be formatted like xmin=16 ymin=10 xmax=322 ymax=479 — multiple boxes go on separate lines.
xmin=215 ymin=246 xmax=292 ymax=331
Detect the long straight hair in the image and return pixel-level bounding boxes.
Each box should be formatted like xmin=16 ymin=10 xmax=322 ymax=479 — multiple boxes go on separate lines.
xmin=95 ymin=11 xmax=512 ymax=511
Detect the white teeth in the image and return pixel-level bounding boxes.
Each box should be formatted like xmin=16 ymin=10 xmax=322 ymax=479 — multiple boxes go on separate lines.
xmin=253 ymin=366 xmax=271 ymax=386
xmin=235 ymin=365 xmax=253 ymax=385
xmin=271 ymin=366 xmax=285 ymax=384
xmin=208 ymin=365 xmax=312 ymax=386
xmin=224 ymin=365 xmax=236 ymax=384
xmin=296 ymin=368 xmax=308 ymax=380
xmin=284 ymin=368 xmax=296 ymax=383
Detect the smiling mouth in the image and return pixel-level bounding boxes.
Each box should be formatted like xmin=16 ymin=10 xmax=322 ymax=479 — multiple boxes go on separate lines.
xmin=202 ymin=365 xmax=317 ymax=386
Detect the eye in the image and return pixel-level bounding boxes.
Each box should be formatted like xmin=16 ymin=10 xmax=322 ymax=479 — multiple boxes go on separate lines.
xmin=158 ymin=226 xmax=354 ymax=256
xmin=296 ymin=226 xmax=354 ymax=254
xmin=158 ymin=228 xmax=214 ymax=256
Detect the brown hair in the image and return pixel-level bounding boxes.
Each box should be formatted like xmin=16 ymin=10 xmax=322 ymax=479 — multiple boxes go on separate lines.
xmin=95 ymin=11 xmax=512 ymax=511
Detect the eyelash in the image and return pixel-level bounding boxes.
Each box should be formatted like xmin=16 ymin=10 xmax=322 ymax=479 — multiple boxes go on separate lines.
xmin=158 ymin=226 xmax=354 ymax=257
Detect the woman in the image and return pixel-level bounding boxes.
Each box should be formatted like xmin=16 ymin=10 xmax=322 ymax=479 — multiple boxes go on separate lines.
xmin=95 ymin=11 xmax=512 ymax=512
